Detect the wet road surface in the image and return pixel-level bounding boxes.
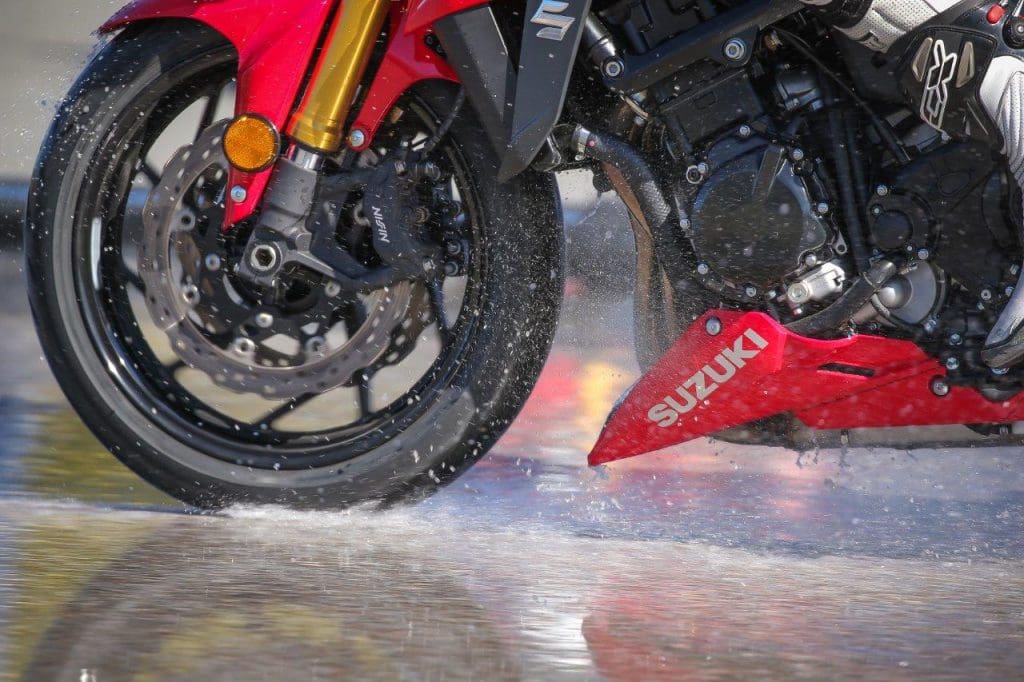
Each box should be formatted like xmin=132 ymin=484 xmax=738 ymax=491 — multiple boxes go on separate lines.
xmin=2 ymin=244 xmax=1024 ymax=679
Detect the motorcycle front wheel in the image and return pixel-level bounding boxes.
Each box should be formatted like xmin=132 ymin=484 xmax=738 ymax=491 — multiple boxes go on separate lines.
xmin=25 ymin=21 xmax=562 ymax=508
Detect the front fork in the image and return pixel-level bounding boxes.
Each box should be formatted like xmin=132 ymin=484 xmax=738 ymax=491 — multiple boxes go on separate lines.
xmin=235 ymin=0 xmax=390 ymax=284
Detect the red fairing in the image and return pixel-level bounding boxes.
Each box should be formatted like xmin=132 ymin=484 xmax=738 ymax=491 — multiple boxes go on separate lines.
xmin=588 ymin=311 xmax=1024 ymax=465
xmin=348 ymin=5 xmax=460 ymax=150
xmin=100 ymin=0 xmax=475 ymax=223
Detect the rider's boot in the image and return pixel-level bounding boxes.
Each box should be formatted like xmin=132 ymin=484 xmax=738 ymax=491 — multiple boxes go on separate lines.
xmin=803 ymin=0 xmax=1024 ymax=367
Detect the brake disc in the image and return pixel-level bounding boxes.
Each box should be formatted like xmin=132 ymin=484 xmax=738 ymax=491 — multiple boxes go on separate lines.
xmin=139 ymin=121 xmax=412 ymax=401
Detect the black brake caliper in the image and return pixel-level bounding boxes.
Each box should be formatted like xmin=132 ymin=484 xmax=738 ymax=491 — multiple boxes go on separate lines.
xmin=361 ymin=149 xmax=444 ymax=277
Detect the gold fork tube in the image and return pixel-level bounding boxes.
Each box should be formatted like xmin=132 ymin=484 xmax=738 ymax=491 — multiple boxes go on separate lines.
xmin=287 ymin=0 xmax=391 ymax=152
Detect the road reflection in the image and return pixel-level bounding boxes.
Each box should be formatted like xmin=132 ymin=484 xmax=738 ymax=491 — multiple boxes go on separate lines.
xmin=3 ymin=252 xmax=1024 ymax=678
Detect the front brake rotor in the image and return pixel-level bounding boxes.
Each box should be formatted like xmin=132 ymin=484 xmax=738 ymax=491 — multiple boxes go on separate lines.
xmin=139 ymin=121 xmax=412 ymax=401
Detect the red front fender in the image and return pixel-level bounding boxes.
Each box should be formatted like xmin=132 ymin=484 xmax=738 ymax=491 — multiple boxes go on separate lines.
xmin=101 ymin=0 xmax=478 ymax=225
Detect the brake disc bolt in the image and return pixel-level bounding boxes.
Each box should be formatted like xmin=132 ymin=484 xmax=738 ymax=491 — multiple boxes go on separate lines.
xmin=981 ymin=289 xmax=993 ymax=302
xmin=876 ymin=184 xmax=890 ymax=197
xmin=348 ymin=128 xmax=366 ymax=148
xmin=705 ymin=317 xmax=722 ymax=336
xmin=232 ymin=338 xmax=256 ymax=355
xmin=324 ymin=280 xmax=342 ymax=297
xmin=255 ymin=312 xmax=274 ymax=329
xmin=229 ymin=185 xmax=247 ymax=203
xmin=945 ymin=357 xmax=960 ymax=371
xmin=181 ymin=284 xmax=200 ymax=306
xmin=304 ymin=336 xmax=327 ymax=355
xmin=930 ymin=376 xmax=950 ymax=397
xmin=696 ymin=262 xmax=710 ymax=276
xmin=204 ymin=254 xmax=221 ymax=271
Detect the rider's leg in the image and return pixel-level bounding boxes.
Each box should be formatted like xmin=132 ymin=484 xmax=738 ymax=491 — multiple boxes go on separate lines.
xmin=803 ymin=0 xmax=1024 ymax=367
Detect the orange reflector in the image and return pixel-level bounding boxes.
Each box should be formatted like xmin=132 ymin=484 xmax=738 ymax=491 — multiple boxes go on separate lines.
xmin=223 ymin=114 xmax=280 ymax=173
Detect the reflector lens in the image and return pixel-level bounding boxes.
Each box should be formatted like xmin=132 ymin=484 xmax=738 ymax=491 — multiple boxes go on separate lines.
xmin=223 ymin=114 xmax=280 ymax=173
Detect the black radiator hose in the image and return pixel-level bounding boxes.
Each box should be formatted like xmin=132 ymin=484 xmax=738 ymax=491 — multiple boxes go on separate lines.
xmin=571 ymin=127 xmax=688 ymax=280
xmin=786 ymin=259 xmax=896 ymax=336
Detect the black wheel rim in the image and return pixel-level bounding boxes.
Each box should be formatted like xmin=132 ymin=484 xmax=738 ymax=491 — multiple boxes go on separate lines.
xmin=71 ymin=50 xmax=487 ymax=470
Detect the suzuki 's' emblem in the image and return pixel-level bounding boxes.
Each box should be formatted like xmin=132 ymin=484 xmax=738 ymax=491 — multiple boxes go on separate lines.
xmin=531 ymin=0 xmax=575 ymax=41
xmin=647 ymin=328 xmax=769 ymax=428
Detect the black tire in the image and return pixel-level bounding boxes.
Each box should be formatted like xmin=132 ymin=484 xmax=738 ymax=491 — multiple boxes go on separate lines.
xmin=25 ymin=20 xmax=563 ymax=508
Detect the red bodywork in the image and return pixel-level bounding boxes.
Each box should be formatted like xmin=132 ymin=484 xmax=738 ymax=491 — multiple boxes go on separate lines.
xmin=100 ymin=0 xmax=477 ymax=225
xmin=587 ymin=311 xmax=1024 ymax=465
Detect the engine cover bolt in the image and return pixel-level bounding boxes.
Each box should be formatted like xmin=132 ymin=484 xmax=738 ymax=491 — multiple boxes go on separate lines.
xmin=444 ymin=261 xmax=460 ymax=277
xmin=738 ymin=124 xmax=752 ymax=138
xmin=992 ymin=366 xmax=1011 ymax=375
xmin=229 ymin=185 xmax=247 ymax=203
xmin=744 ymin=285 xmax=758 ymax=298
xmin=917 ymin=247 xmax=930 ymax=260
xmin=348 ymin=128 xmax=367 ymax=148
xmin=1011 ymin=264 xmax=1021 ymax=276
xmin=871 ymin=205 xmax=883 ymax=216
xmin=948 ymin=332 xmax=963 ymax=345
xmin=679 ymin=217 xmax=691 ymax=231
xmin=923 ymin=318 xmax=938 ymax=334
xmin=875 ymin=184 xmax=890 ymax=197
xmin=705 ymin=317 xmax=722 ymax=336
xmin=945 ymin=357 xmax=960 ymax=371
xmin=930 ymin=376 xmax=951 ymax=397
xmin=602 ymin=58 xmax=624 ymax=79
xmin=1007 ymin=286 xmax=1016 ymax=297
xmin=815 ymin=202 xmax=829 ymax=215
xmin=446 ymin=241 xmax=462 ymax=255
xmin=790 ymin=148 xmax=805 ymax=162
xmin=255 ymin=312 xmax=274 ymax=329
xmin=324 ymin=280 xmax=342 ymax=297
xmin=696 ymin=262 xmax=710 ymax=276
xmin=204 ymin=254 xmax=221 ymax=271
xmin=804 ymin=254 xmax=818 ymax=267
xmin=723 ymin=37 xmax=747 ymax=61
xmin=981 ymin=288 xmax=993 ymax=302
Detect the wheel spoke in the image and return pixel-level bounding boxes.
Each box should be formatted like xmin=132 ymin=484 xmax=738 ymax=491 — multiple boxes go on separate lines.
xmin=357 ymin=371 xmax=373 ymax=418
xmin=428 ymin=278 xmax=451 ymax=344
xmin=164 ymin=359 xmax=186 ymax=373
xmin=256 ymin=392 xmax=318 ymax=426
xmin=195 ymin=92 xmax=220 ymax=142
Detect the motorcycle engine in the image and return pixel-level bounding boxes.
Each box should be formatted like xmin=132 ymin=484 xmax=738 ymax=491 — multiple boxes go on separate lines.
xmin=651 ymin=59 xmax=848 ymax=304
